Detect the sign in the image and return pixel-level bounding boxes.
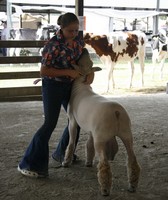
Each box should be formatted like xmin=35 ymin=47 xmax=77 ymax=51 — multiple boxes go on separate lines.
xmin=78 ymin=16 xmax=86 ymax=31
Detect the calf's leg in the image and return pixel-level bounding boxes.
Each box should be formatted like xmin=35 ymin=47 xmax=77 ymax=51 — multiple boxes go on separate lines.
xmin=121 ymin=137 xmax=141 ymax=192
xmin=105 ymin=136 xmax=118 ymax=161
xmin=85 ymin=133 xmax=95 ymax=167
xmin=95 ymin=141 xmax=112 ymax=196
xmin=62 ymin=120 xmax=77 ymax=167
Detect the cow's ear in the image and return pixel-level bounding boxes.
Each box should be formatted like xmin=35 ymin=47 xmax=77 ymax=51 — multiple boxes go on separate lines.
xmin=95 ymin=36 xmax=99 ymax=40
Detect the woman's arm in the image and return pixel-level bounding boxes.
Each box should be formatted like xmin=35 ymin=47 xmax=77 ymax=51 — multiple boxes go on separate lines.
xmin=40 ymin=65 xmax=82 ymax=79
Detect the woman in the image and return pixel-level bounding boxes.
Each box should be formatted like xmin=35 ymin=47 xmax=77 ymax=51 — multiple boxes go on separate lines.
xmin=1 ymin=21 xmax=7 ymax=56
xmin=18 ymin=12 xmax=94 ymax=178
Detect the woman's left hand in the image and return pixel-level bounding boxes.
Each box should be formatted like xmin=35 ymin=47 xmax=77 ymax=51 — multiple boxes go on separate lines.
xmin=83 ymin=72 xmax=94 ymax=85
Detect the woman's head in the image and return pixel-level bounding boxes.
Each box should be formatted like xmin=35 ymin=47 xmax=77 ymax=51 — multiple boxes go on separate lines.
xmin=57 ymin=12 xmax=79 ymax=41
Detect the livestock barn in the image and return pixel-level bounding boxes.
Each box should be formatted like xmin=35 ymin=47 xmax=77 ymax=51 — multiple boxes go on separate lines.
xmin=0 ymin=1 xmax=168 ymax=200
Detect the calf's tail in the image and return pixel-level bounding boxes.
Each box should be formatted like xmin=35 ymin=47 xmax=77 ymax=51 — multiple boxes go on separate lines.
xmin=115 ymin=110 xmax=120 ymax=133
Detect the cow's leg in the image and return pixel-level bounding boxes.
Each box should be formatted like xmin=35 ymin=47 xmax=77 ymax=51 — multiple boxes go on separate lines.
xmin=160 ymin=57 xmax=166 ymax=79
xmin=9 ymin=47 xmax=15 ymax=56
xmin=62 ymin=118 xmax=78 ymax=167
xmin=138 ymin=52 xmax=145 ymax=87
xmin=95 ymin=141 xmax=112 ymax=196
xmin=85 ymin=133 xmax=95 ymax=167
xmin=120 ymin=135 xmax=140 ymax=192
xmin=129 ymin=61 xmax=135 ymax=88
xmin=15 ymin=48 xmax=21 ymax=56
xmin=152 ymin=50 xmax=158 ymax=79
xmin=107 ymin=63 xmax=115 ymax=92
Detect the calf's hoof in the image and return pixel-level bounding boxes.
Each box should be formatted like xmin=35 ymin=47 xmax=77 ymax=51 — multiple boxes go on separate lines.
xmin=101 ymin=188 xmax=110 ymax=196
xmin=62 ymin=161 xmax=70 ymax=168
xmin=128 ymin=185 xmax=136 ymax=193
xmin=85 ymin=161 xmax=93 ymax=167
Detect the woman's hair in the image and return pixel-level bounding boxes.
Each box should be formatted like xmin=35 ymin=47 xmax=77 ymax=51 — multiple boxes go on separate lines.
xmin=57 ymin=12 xmax=79 ymax=28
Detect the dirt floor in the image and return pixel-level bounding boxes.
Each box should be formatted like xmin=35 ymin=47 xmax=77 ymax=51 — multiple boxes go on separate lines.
xmin=0 ymin=91 xmax=168 ymax=200
xmin=0 ymin=61 xmax=168 ymax=200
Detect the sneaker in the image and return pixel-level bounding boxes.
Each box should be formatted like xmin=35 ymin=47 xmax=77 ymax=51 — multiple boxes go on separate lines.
xmin=17 ymin=165 xmax=48 ymax=178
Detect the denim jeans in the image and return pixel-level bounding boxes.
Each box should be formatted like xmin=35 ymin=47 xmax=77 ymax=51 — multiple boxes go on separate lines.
xmin=1 ymin=48 xmax=7 ymax=56
xmin=52 ymin=125 xmax=80 ymax=162
xmin=19 ymin=78 xmax=80 ymax=174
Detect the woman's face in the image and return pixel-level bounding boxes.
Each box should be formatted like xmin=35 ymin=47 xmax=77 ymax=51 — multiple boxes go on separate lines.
xmin=62 ymin=22 xmax=79 ymax=41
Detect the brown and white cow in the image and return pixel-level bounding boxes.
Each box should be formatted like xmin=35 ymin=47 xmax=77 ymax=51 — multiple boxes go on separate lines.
xmin=84 ymin=31 xmax=146 ymax=92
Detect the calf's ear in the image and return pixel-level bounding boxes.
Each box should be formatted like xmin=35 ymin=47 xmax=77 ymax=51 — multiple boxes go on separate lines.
xmin=92 ymin=67 xmax=102 ymax=72
xmin=71 ymin=64 xmax=80 ymax=71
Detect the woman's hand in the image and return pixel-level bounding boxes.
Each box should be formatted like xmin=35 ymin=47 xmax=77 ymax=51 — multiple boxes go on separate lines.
xmin=68 ymin=69 xmax=82 ymax=79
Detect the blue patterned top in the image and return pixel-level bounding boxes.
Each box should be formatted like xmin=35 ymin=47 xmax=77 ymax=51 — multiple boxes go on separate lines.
xmin=41 ymin=29 xmax=84 ymax=82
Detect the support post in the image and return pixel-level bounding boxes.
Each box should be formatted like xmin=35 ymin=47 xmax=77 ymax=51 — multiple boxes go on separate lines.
xmin=153 ymin=0 xmax=160 ymax=34
xmin=75 ymin=0 xmax=84 ymax=38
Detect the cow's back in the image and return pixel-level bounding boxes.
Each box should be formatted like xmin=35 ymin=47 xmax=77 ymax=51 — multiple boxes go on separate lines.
xmin=107 ymin=30 xmax=146 ymax=62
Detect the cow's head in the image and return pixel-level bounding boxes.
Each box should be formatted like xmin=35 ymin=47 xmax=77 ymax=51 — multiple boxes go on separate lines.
xmin=84 ymin=33 xmax=111 ymax=57
xmin=84 ymin=33 xmax=108 ymax=45
xmin=83 ymin=33 xmax=93 ymax=45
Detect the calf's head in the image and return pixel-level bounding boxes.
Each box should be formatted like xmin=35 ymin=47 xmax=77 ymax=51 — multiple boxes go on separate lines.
xmin=72 ymin=48 xmax=102 ymax=75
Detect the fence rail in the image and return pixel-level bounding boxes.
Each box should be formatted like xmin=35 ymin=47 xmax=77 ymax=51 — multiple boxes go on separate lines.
xmin=0 ymin=56 xmax=42 ymax=64
xmin=0 ymin=40 xmax=45 ymax=48
xmin=0 ymin=40 xmax=46 ymax=102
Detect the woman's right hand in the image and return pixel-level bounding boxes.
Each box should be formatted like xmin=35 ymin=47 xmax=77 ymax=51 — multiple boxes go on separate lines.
xmin=67 ymin=69 xmax=82 ymax=79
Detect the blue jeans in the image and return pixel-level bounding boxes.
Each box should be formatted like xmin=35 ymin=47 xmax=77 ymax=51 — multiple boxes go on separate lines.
xmin=1 ymin=48 xmax=7 ymax=56
xmin=19 ymin=78 xmax=80 ymax=174
xmin=52 ymin=125 xmax=80 ymax=162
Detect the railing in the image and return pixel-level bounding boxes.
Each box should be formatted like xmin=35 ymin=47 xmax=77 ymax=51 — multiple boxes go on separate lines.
xmin=0 ymin=40 xmax=46 ymax=102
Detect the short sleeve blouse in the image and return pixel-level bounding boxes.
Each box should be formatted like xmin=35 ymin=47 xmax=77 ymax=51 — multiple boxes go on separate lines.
xmin=41 ymin=29 xmax=84 ymax=69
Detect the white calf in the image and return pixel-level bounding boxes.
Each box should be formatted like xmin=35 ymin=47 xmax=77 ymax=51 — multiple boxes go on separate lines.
xmin=63 ymin=48 xmax=140 ymax=196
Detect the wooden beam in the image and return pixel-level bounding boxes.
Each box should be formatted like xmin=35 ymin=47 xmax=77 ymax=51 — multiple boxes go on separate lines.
xmin=0 ymin=71 xmax=40 ymax=80
xmin=0 ymin=86 xmax=41 ymax=97
xmin=0 ymin=40 xmax=44 ymax=101
xmin=0 ymin=40 xmax=45 ymax=48
xmin=0 ymin=86 xmax=42 ymax=102
xmin=0 ymin=95 xmax=42 ymax=102
xmin=0 ymin=56 xmax=42 ymax=64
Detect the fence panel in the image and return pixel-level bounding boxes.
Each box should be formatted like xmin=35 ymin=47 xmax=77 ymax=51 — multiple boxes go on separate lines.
xmin=0 ymin=40 xmax=45 ymax=101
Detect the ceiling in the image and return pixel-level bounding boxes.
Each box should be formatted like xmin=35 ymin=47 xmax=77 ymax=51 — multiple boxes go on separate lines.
xmin=1 ymin=0 xmax=168 ymax=12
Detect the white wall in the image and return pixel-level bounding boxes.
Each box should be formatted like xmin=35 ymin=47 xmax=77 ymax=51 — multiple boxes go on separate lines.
xmin=84 ymin=12 xmax=110 ymax=34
